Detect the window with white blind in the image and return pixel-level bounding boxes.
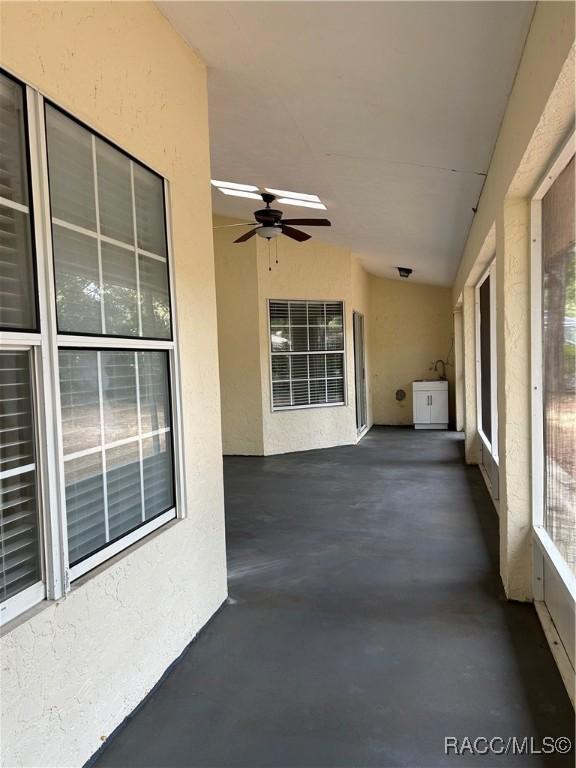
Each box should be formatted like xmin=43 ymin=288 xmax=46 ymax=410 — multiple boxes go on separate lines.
xmin=269 ymin=300 xmax=345 ymax=410
xmin=0 ymin=69 xmax=183 ymax=624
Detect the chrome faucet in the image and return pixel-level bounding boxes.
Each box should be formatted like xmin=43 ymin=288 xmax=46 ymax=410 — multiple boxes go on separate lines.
xmin=433 ymin=359 xmax=447 ymax=380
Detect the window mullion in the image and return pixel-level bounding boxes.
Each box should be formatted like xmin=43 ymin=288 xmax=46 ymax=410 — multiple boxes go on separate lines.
xmin=28 ymin=88 xmax=68 ymax=598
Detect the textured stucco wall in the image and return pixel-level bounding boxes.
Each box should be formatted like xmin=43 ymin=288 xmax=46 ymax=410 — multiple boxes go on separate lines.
xmin=0 ymin=4 xmax=227 ymax=766
xmin=351 ymin=255 xmax=374 ymax=431
xmin=453 ymin=3 xmax=574 ymax=604
xmin=256 ymin=237 xmax=359 ymax=455
xmin=214 ymin=216 xmax=264 ymax=455
xmin=452 ymin=1 xmax=575 ymax=303
xmin=368 ymin=277 xmax=454 ymax=425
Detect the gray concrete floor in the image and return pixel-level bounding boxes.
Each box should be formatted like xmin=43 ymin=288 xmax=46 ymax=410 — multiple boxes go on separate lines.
xmin=92 ymin=428 xmax=573 ymax=768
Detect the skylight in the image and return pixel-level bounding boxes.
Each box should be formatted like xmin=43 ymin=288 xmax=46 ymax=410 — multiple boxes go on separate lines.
xmin=276 ymin=198 xmax=327 ymax=210
xmin=211 ymin=180 xmax=327 ymax=209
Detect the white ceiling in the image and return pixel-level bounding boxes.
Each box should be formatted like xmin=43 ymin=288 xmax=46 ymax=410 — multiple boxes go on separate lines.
xmin=158 ymin=1 xmax=534 ymax=285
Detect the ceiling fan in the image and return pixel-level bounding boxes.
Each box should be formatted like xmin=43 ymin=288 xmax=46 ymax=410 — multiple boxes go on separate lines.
xmin=223 ymin=193 xmax=331 ymax=243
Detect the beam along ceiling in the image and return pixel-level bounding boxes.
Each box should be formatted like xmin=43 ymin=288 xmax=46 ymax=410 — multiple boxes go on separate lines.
xmin=158 ymin=1 xmax=534 ymax=285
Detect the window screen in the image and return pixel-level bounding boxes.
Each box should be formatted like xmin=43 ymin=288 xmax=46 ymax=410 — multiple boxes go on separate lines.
xmin=45 ymin=105 xmax=171 ymax=339
xmin=0 ymin=73 xmax=37 ymax=331
xmin=541 ymin=155 xmax=575 ymax=575
xmin=0 ymin=351 xmax=41 ymax=601
xmin=269 ymin=300 xmax=345 ymax=409
xmin=59 ymin=350 xmax=174 ymax=565
xmin=479 ymin=275 xmax=492 ymax=442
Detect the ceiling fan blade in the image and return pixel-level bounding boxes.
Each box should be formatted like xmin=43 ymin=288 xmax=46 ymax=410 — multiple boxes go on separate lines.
xmin=281 ymin=225 xmax=311 ymax=242
xmin=234 ymin=228 xmax=259 ymax=243
xmin=281 ymin=218 xmax=331 ymax=227
xmin=213 ymin=222 xmax=256 ymax=229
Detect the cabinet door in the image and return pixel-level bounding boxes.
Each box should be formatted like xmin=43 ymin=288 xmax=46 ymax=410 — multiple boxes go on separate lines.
xmin=430 ymin=390 xmax=448 ymax=423
xmin=413 ymin=391 xmax=430 ymax=423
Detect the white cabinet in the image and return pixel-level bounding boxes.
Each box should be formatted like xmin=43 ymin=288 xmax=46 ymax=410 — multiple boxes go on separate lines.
xmin=413 ymin=380 xmax=448 ymax=429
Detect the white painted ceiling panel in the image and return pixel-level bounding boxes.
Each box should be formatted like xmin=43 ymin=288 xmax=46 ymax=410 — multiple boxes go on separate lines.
xmin=158 ymin=1 xmax=534 ymax=285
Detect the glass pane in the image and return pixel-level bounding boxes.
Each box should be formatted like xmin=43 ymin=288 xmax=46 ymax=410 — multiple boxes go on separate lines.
xmin=133 ymin=164 xmax=166 ymax=257
xmin=326 ymin=354 xmax=344 ymax=378
xmin=59 ymin=350 xmax=101 ymax=455
xmin=272 ymin=381 xmax=291 ymax=408
xmin=59 ymin=350 xmax=174 ymax=567
xmin=96 ymin=139 xmax=134 ymax=245
xmin=290 ymin=326 xmax=308 ymax=352
xmin=0 ymin=350 xmax=34 ymax=472
xmin=292 ymin=380 xmax=309 ymax=406
xmin=308 ymin=326 xmax=325 ymax=352
xmin=327 ymin=378 xmax=345 ymax=404
xmin=0 ymin=73 xmax=29 ymax=205
xmin=53 ymin=225 xmax=101 ymax=334
xmin=65 ymin=453 xmax=106 ymax=566
xmin=479 ymin=276 xmax=492 ymax=441
xmin=101 ymin=351 xmax=138 ymax=443
xmin=271 ymin=327 xmax=290 ymax=352
xmin=142 ymin=433 xmax=173 ymax=519
xmin=309 ymin=355 xmax=326 ymax=379
xmin=289 ymin=302 xmax=307 ymax=326
xmin=308 ymin=302 xmax=325 ymax=326
xmin=310 ymin=379 xmax=327 ymax=405
xmin=326 ymin=327 xmax=344 ymax=351
xmin=0 ymin=205 xmax=36 ymax=330
xmin=138 ymin=351 xmax=170 ymax=434
xmin=139 ymin=255 xmax=171 ymax=339
xmin=290 ymin=356 xmax=308 ymax=380
xmin=271 ymin=356 xmax=289 ymax=381
xmin=102 ymin=241 xmax=139 ymax=336
xmin=542 ymin=155 xmax=576 ymax=575
xmin=0 ymin=351 xmax=40 ymax=602
xmin=269 ymin=301 xmax=289 ymax=327
xmin=106 ymin=441 xmax=142 ymax=540
xmin=45 ymin=106 xmax=97 ymax=231
xmin=1 ymin=470 xmax=39 ymax=601
xmin=326 ymin=302 xmax=343 ymax=327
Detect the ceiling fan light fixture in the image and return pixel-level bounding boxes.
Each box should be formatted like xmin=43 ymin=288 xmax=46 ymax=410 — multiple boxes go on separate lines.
xmin=219 ymin=188 xmax=263 ymax=200
xmin=265 ymin=188 xmax=321 ymax=203
xmin=211 ymin=180 xmax=259 ymax=192
xmin=256 ymin=226 xmax=282 ymax=239
xmin=276 ymin=198 xmax=327 ymax=210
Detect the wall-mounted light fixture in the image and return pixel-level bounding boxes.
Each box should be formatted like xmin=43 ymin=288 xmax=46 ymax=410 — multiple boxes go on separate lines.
xmin=398 ymin=267 xmax=413 ymax=279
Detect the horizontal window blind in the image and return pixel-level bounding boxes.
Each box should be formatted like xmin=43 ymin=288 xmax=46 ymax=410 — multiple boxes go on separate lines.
xmin=0 ymin=351 xmax=40 ymax=602
xmin=269 ymin=300 xmax=345 ymax=409
xmin=45 ymin=104 xmax=171 ymax=340
xmin=0 ymin=72 xmax=37 ymax=331
xmin=59 ymin=350 xmax=174 ymax=565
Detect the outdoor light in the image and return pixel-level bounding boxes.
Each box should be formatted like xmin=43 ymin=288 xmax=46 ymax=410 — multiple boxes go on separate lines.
xmin=398 ymin=267 xmax=413 ymax=278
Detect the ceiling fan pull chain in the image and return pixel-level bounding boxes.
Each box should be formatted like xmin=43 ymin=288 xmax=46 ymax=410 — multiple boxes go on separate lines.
xmin=268 ymin=239 xmax=272 ymax=271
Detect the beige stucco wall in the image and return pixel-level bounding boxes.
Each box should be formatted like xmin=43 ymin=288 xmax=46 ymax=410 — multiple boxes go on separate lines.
xmin=256 ymin=238 xmax=361 ymax=454
xmin=214 ymin=216 xmax=264 ymax=454
xmin=452 ymin=1 xmax=575 ymax=602
xmin=0 ymin=4 xmax=227 ymax=767
xmin=368 ymin=276 xmax=454 ymax=425
xmin=214 ymin=227 xmax=374 ymax=455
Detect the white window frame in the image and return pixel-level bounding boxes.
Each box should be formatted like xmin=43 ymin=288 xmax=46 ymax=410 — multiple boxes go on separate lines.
xmin=267 ymin=298 xmax=347 ymax=412
xmin=474 ymin=259 xmax=498 ymax=463
xmin=0 ymin=72 xmax=186 ymax=626
xmin=530 ymin=130 xmax=576 ymax=611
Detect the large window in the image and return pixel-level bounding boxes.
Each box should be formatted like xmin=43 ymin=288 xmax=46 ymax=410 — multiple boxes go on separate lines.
xmin=475 ymin=261 xmax=498 ymax=460
xmin=0 ymin=70 xmax=182 ymax=623
xmin=531 ymin=137 xmax=575 ymax=673
xmin=540 ymin=155 xmax=575 ymax=574
xmin=269 ymin=300 xmax=345 ymax=410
